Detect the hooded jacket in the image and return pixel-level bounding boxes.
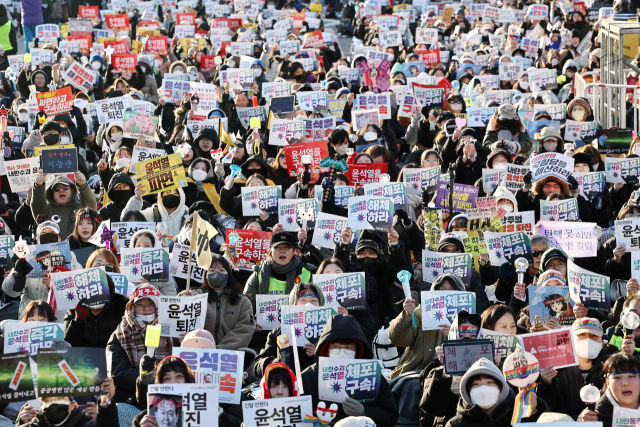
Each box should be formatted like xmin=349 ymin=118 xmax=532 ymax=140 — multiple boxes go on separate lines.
xmin=122 ymin=188 xmax=188 ymax=247
xmin=389 ymin=274 xmax=465 ymax=379
xmin=137 ymin=57 xmax=159 ymax=103
xmin=17 ymin=68 xmax=49 ymax=97
xmin=300 ymin=314 xmax=399 ymax=427
xmin=192 ymin=125 xmax=220 ymax=160
xmin=446 ymin=358 xmax=545 ymax=427
xmin=258 ymin=362 xmax=299 ymax=399
xmin=31 ymin=175 xmax=97 ymax=239
xmin=515 ymin=175 xmax=593 ymax=223
xmin=183 ymin=159 xmax=217 ymax=208
xmin=98 ymin=173 xmax=136 ymax=223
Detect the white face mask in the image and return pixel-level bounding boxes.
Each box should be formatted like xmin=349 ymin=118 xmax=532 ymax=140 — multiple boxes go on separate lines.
xmin=92 ymin=303 xmax=106 ymax=309
xmin=254 ymin=68 xmax=262 ymax=77
xmin=334 ymin=144 xmax=348 ymax=156
xmin=192 ymin=169 xmax=208 ymax=181
xmin=329 ymin=348 xmax=356 ymax=359
xmin=551 ymin=58 xmax=559 ymax=66
xmin=499 ymin=203 xmax=513 ymax=213
xmin=469 ymin=385 xmax=501 ymax=409
xmin=543 ymin=141 xmax=557 ymax=152
xmin=19 ymin=112 xmax=28 ymax=122
xmin=493 ymin=162 xmax=506 ymax=170
xmin=520 ymin=81 xmax=529 ymax=90
xmin=60 ymin=136 xmax=70 ymax=145
xmin=135 ymin=313 xmax=156 ymax=324
xmin=451 ymin=230 xmax=468 ymax=239
xmin=91 ymin=61 xmax=101 ymax=70
xmin=572 ymin=110 xmax=586 ymax=121
xmin=111 ymin=133 xmax=123 ymax=142
xmin=387 ymin=53 xmax=394 ymax=61
xmin=451 ymin=103 xmax=462 ymax=112
xmin=117 ymin=157 xmax=130 ymax=168
xmin=575 ymin=338 xmax=602 ymax=360
xmin=435 ymin=76 xmax=444 ymax=83
xmin=364 ymin=131 xmax=377 ymax=142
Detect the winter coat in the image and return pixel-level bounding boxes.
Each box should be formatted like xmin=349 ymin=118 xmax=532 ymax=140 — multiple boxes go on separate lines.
xmin=31 ymin=175 xmax=97 ymax=239
xmin=98 ymin=173 xmax=137 ymax=223
xmin=244 ymin=260 xmax=316 ymax=311
xmin=300 ymin=314 xmax=399 ymax=427
xmin=190 ymin=286 xmax=254 ymax=350
xmin=515 ymin=189 xmax=593 ymax=223
xmin=17 ymin=403 xmax=118 ymax=427
xmin=603 ymin=236 xmax=632 ymax=283
xmin=20 ymin=0 xmax=43 ymax=25
xmin=63 ymin=293 xmax=129 ymax=349
xmin=137 ymin=58 xmax=159 ymax=103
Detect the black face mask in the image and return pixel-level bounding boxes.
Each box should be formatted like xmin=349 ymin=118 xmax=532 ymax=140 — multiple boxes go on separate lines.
xmin=162 ymin=194 xmax=180 ymax=208
xmin=207 ymin=272 xmax=228 ymax=289
xmin=104 ymin=264 xmax=115 ymax=272
xmin=359 ymin=257 xmax=378 ymax=268
xmin=43 ymin=133 xmax=59 ymax=146
xmin=39 ymin=233 xmax=59 ymax=244
xmin=497 ymin=119 xmax=512 ymax=128
xmin=42 ymin=404 xmax=70 ymax=425
xmin=110 ymin=189 xmax=133 ymax=203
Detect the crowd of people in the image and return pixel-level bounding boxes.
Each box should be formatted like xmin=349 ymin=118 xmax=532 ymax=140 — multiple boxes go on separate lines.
xmin=0 ymin=0 xmax=635 ymax=425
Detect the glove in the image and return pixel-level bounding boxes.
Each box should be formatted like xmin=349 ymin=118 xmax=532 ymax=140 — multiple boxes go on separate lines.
xmin=300 ymin=168 xmax=311 ymax=186
xmin=321 ymin=177 xmax=332 ymax=189
xmin=395 ymin=209 xmax=410 ymax=226
xmin=498 ymin=262 xmax=516 ymax=283
xmin=505 ymin=140 xmax=521 ymax=154
xmin=567 ymin=175 xmax=579 ymax=193
xmin=75 ymin=304 xmax=88 ymax=321
xmin=522 ymin=171 xmax=532 ymax=187
xmin=50 ymin=340 xmax=71 ymax=350
xmin=140 ymin=355 xmax=156 ymax=373
xmin=342 ymin=397 xmax=365 ymax=416
xmin=214 ymin=163 xmax=225 ymax=178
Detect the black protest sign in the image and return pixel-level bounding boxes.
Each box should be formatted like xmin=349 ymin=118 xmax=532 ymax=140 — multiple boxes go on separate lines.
xmin=40 ymin=147 xmax=78 ymax=174
xmin=443 ymin=339 xmax=495 ymax=375
xmin=271 ymin=96 xmax=295 ymax=114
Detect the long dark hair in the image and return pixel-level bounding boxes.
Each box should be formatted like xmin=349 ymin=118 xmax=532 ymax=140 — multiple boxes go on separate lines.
xmin=202 ymin=255 xmax=241 ymax=305
xmin=481 ymin=305 xmax=517 ymax=331
xmin=317 ymin=258 xmax=346 ymax=274
xmin=71 ymin=208 xmax=101 ymax=243
xmin=488 ymin=114 xmax=524 ymax=134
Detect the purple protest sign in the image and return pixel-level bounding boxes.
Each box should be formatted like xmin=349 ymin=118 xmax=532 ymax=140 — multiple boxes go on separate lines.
xmin=435 ymin=182 xmax=479 ymax=213
xmin=377 ymin=73 xmax=391 ymax=92
xmin=356 ymin=60 xmax=370 ymax=74
xmin=378 ymin=59 xmax=392 ymax=75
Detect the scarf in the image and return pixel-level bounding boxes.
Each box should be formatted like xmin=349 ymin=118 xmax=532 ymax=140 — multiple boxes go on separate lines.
xmin=258 ymin=256 xmax=302 ymax=295
xmin=114 ymin=304 xmax=173 ymax=369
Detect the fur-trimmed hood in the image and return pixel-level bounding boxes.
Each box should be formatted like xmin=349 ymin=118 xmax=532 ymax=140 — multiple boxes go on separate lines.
xmin=532 ymin=176 xmax=571 ymax=197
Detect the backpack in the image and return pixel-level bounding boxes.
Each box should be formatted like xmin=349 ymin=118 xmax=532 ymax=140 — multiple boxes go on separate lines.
xmin=372 ymin=323 xmax=399 ymax=368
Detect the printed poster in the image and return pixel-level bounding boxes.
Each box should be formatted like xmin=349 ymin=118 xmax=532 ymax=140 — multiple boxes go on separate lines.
xmin=241 ymin=186 xmax=281 ymax=216
xmin=421 ymin=252 xmax=473 ymax=286
xmin=538 ymin=221 xmax=597 ymax=258
xmin=318 ymin=357 xmax=382 ymax=403
xmin=147 ymin=383 xmax=219 ymax=426
xmin=527 ymin=286 xmax=575 ymax=326
xmin=224 ymin=229 xmax=272 ymax=271
xmin=540 ymin=199 xmax=580 ymax=222
xmin=134 ymin=153 xmax=188 ymax=195
xmin=313 ymin=273 xmax=367 ymax=310
xmin=37 ymin=347 xmax=107 ymax=397
xmin=120 ymin=248 xmax=170 ymax=283
xmin=49 ymin=268 xmax=111 ymax=312
xmin=280 ymin=305 xmax=338 ymax=346
xmin=520 ymin=328 xmax=578 ymax=369
xmin=158 ymin=294 xmax=207 ymax=338
xmin=420 ymin=290 xmax=476 ymax=330
xmin=347 ymin=196 xmax=394 ymax=232
xmin=278 ymin=198 xmax=319 ymax=232
xmin=4 ymin=321 xmax=64 ymax=356
xmin=567 ymin=259 xmax=610 ymax=313
xmin=242 ymin=396 xmax=313 ymax=427
xmin=255 ymin=295 xmax=289 ymax=331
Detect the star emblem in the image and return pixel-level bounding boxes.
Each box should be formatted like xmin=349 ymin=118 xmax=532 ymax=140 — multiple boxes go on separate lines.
xmin=431 ymin=269 xmax=439 ymax=278
xmin=357 ymin=213 xmax=365 ymax=222
xmin=331 ymin=382 xmax=343 ymax=393
xmin=433 ymin=310 xmax=444 ymax=321
xmin=294 ymin=326 xmax=303 ymax=337
xmin=496 ymin=251 xmax=502 ymax=258
xmin=267 ymin=313 xmax=276 ymax=322
xmin=326 ymin=294 xmax=334 ymax=303
xmin=250 ymin=202 xmax=258 ymax=210
xmin=323 ymin=231 xmax=332 ymax=241
xmin=18 ymin=345 xmax=26 ymax=352
xmin=131 ymin=266 xmax=140 ymax=275
xmin=48 ymin=81 xmax=57 ymax=91
xmin=104 ymin=46 xmax=115 ymax=57
xmin=286 ymin=216 xmax=294 ymax=225
xmin=65 ymin=291 xmax=75 ymax=301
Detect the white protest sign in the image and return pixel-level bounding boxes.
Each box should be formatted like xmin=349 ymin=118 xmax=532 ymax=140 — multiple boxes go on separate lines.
xmin=255 ymin=295 xmax=289 ymax=331
xmin=530 ymin=153 xmax=575 ymax=183
xmin=157 ymin=294 xmax=207 ymax=338
xmin=128 ymin=146 xmax=166 ymax=172
xmin=538 ymin=221 xmax=597 ymax=257
xmin=242 ymin=397 xmax=314 ymax=427
xmin=169 ymin=243 xmax=206 ymax=283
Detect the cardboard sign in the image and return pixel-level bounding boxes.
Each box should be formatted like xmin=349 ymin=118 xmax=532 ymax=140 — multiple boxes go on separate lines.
xmin=379 ymin=30 xmax=402 ymax=47
xmin=255 ymin=295 xmax=289 ymax=331
xmin=520 ymin=328 xmax=578 ymax=369
xmin=403 ymin=167 xmax=440 ymax=194
xmin=283 ymin=140 xmax=330 ymax=177
xmin=316 ymin=357 xmax=382 ymax=408
xmin=0 ymin=353 xmax=35 ymax=403
xmin=538 ymin=221 xmax=597 ymax=258
xmin=134 ymin=152 xmax=188 ymax=195
xmin=567 ymin=259 xmax=610 ymax=313
xmin=347 ymin=196 xmax=394 ymax=232
xmin=4 ymin=157 xmax=40 ymax=193
xmin=40 ymin=147 xmax=78 ymax=175
xmin=120 ymin=247 xmax=170 ymax=283
xmin=36 ymin=86 xmax=73 ymax=116
xmin=421 ymin=252 xmax=473 ymax=286
xmin=311 ymin=212 xmax=350 ymax=250
xmin=280 ymin=306 xmax=338 ymax=346
xmin=313 ymin=273 xmax=367 ymax=310
xmin=241 ymin=186 xmax=281 ymax=216
xmin=443 ymin=340 xmax=495 ymax=375
xmin=4 ymin=321 xmax=64 ymax=356
xmin=528 ymin=286 xmax=575 ymax=326
xmin=112 ymin=222 xmax=156 ymax=249
xmin=37 ymin=348 xmax=107 ymax=397
xmin=530 ymin=153 xmax=575 ymax=183
xmin=484 ymin=231 xmax=533 ymax=267
xmin=158 ymin=294 xmax=207 ymax=338
xmin=268 ymin=119 xmax=305 ymax=146
xmin=540 ymin=199 xmax=580 ymax=222
xmin=345 ymin=163 xmax=388 ymax=187
xmin=148 ymin=384 xmax=219 ymax=427
xmin=224 ymin=229 xmax=272 ymax=271
xmin=420 ymin=290 xmax=476 ymax=330
xmin=50 ymin=267 xmax=111 ymax=312
xmin=435 ymin=182 xmax=479 ymax=213
xmin=278 ymin=198 xmax=319 ymax=232
xmin=243 ymin=397 xmax=314 ymax=427
xmin=479 ymin=330 xmax=523 ymax=362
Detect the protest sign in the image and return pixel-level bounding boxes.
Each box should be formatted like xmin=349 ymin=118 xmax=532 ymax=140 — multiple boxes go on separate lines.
xmin=615 ymin=217 xmax=640 ymax=251
xmin=402 ymin=167 xmax=440 ymax=195
xmin=40 ymin=147 xmax=78 ymax=175
xmin=574 ymin=172 xmax=605 ymax=199
xmin=311 ymin=212 xmax=351 ymax=250
xmin=379 ymin=30 xmax=402 ymax=47
xmin=262 ymin=82 xmax=291 ymax=102
xmin=538 ymin=221 xmax=597 ymax=257
xmin=596 ymin=129 xmax=633 ymax=154
xmin=295 ymin=91 xmax=328 ymax=112
xmin=302 ymin=30 xmax=324 ymax=48
xmin=0 ymin=236 xmax=14 ymax=269
xmin=345 ymin=163 xmax=388 ymax=187
xmin=281 ymin=305 xmax=338 ymax=346
xmin=224 ymin=229 xmax=272 ymax=271
xmin=36 ymin=86 xmax=73 ymax=116
xmin=236 ymin=106 xmax=267 ymax=129
xmin=283 ymin=140 xmax=329 ymax=177
xmin=483 ymin=231 xmax=533 ymax=266
xmin=421 ymin=290 xmax=476 ymax=330
xmin=421 ymin=251 xmax=473 ymax=286
xmin=435 ymin=182 xmax=479 ymax=213
xmin=347 ymin=196 xmax=394 ymax=232
xmin=499 ymin=62 xmax=524 ymax=81
xmin=169 ymin=244 xmax=206 ymax=283
xmin=105 ymin=14 xmax=129 ymax=29
xmin=4 ymin=321 xmax=64 ymax=356
xmin=318 ymin=357 xmax=383 ymax=405
xmin=530 ymin=153 xmax=574 ymax=183
xmin=4 ymin=157 xmax=40 ymax=193
xmin=36 ymin=24 xmax=59 ymax=41
xmin=567 ymin=259 xmax=610 ymax=313
xmin=268 ymin=119 xmax=305 ymax=146
xmin=413 ymin=83 xmax=445 ymax=109
xmin=314 ymin=186 xmax=354 ymax=209
xmin=0 ymin=353 xmax=35 ymax=403
xmin=363 ymin=182 xmax=408 ymax=211
xmin=528 ymin=286 xmax=575 ymax=326
xmin=50 ymin=267 xmax=111 ymax=312
xmin=415 ymin=27 xmax=438 ymax=45
xmin=520 ymin=328 xmax=578 ymax=369
xmin=158 ymin=294 xmax=207 ymax=338
xmin=25 ymin=241 xmax=71 ymax=279
xmin=352 ymin=109 xmax=380 ymax=132
xmin=313 ymin=273 xmax=367 ymax=310
xmin=613 ymin=407 xmax=640 ymax=427
xmin=256 ymin=295 xmax=289 ymax=331
xmin=111 ymin=222 xmax=156 ymax=249
xmin=478 ymin=330 xmax=523 ymax=361
xmin=504 ymin=164 xmax=529 ymax=193
xmin=127 ymin=146 xmax=166 ymax=172
xmin=107 ymin=272 xmax=134 ymax=297
xmin=162 ymin=79 xmax=191 ymax=103
xmin=278 ymin=199 xmax=318 ymax=232
xmin=61 ymin=61 xmax=96 ymax=93
xmin=241 ymin=186 xmax=281 ymax=216
xmin=443 ymin=340 xmax=495 ymax=375
xmin=122 ymin=112 xmax=158 ymax=141
xmin=243 ymin=396 xmax=313 ymax=427
xmin=299 ymin=117 xmax=335 ymax=140
xmin=37 ymin=347 xmax=106 ymax=397
xmin=147 ymin=384 xmax=219 ymax=427
xmin=481 ymin=169 xmax=505 ymax=194
xmin=134 ymin=153 xmax=187 ymax=195
xmin=606 ymin=157 xmax=640 ymax=184
xmin=120 ymin=248 xmax=170 ymax=283
xmin=540 ymin=199 xmax=580 ymax=221
xmin=564 ymin=120 xmax=598 ymax=142
xmin=467 ymin=107 xmax=498 ymax=127
xmin=355 ymin=94 xmax=391 ymax=120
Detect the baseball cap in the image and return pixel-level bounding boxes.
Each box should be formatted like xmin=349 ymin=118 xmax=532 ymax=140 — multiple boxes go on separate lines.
xmin=571 ymin=318 xmax=603 ymax=337
xmin=270 ymin=231 xmax=296 ymax=249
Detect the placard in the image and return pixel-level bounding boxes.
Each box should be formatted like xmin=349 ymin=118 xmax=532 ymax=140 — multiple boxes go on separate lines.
xmin=402 ymin=167 xmax=440 ymax=194
xmin=122 ymin=112 xmax=159 ymax=141
xmin=520 ymin=328 xmax=578 ymax=369
xmin=596 ymin=128 xmax=633 ymax=154
xmin=615 ymin=217 xmax=640 ymax=251
xmin=94 ymin=96 xmax=131 ymax=124
xmin=25 ymin=241 xmax=71 ymax=279
xmin=363 ymin=182 xmax=408 ymax=211
xmin=49 ymin=267 xmax=111 ymax=312
xmin=4 ymin=321 xmax=64 ymax=356
xmin=574 ymin=172 xmax=605 ymax=199
xmin=224 ymin=228 xmax=272 ymax=271
xmin=241 ymin=186 xmax=281 ymax=216
xmin=243 ymin=396 xmax=313 ymax=427
xmin=36 ymin=86 xmax=73 ymax=116
xmin=529 ymin=153 xmax=575 ymax=183
xmin=255 ymin=295 xmax=289 ymax=331
xmin=147 ymin=383 xmax=219 ymax=427
xmin=347 ymin=196 xmax=394 ymax=232
xmin=268 ymin=119 xmax=305 ymax=146
xmin=528 ymin=286 xmax=575 ymax=326
xmin=158 ymin=294 xmax=207 ymax=338
xmin=443 ymin=340 xmax=495 ymax=375
xmin=504 ymin=164 xmax=530 ymax=193
xmin=355 ymin=94 xmax=391 ymax=120
xmin=317 ymin=357 xmax=382 ymax=403
xmin=134 ymin=153 xmax=188 ymax=195
xmin=484 ymin=231 xmax=533 ymax=267
xmin=421 ymin=251 xmax=473 ymax=286
xmin=540 ymin=199 xmax=580 ymax=222
xmin=352 ymin=109 xmax=380 ymax=132
xmin=40 ymin=147 xmax=79 ymax=175
xmin=112 ymin=222 xmax=156 ymax=249
xmin=280 ymin=305 xmax=338 ymax=346
xmin=120 ymin=247 xmax=170 ymax=283
xmin=296 ymin=91 xmax=328 ymax=112
xmin=0 ymin=353 xmax=35 ymax=403
xmin=478 ymin=330 xmax=523 ymax=361
xmin=37 ymin=347 xmax=106 ymax=397
xmin=435 ymin=182 xmax=479 ymax=213
xmin=278 ymin=198 xmax=318 ymax=232
xmin=420 ymin=290 xmax=476 ymax=330
xmin=311 ymin=212 xmax=350 ymax=250
xmin=567 ymin=259 xmax=610 ymax=313
xmin=61 ymin=61 xmax=96 ymax=93
xmin=283 ymin=140 xmax=329 ymax=177
xmin=4 ymin=157 xmax=40 ymax=193
xmin=538 ymin=221 xmax=597 ymax=257
xmin=313 ymin=273 xmax=367 ymax=310
xmin=345 ymin=163 xmax=388 ymax=187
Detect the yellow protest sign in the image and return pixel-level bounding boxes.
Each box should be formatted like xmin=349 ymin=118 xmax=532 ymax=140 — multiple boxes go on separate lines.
xmin=145 ymin=324 xmax=162 ymax=347
xmin=393 ymin=4 xmax=409 ymax=11
xmin=134 ymin=152 xmax=187 ymax=195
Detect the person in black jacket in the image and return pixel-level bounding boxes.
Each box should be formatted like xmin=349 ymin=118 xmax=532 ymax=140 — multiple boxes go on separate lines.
xmin=300 ymin=314 xmax=399 ymax=426
xmin=602 ymin=204 xmax=640 ymax=283
xmin=98 ymin=173 xmax=148 ymax=223
xmin=573 ymin=152 xmax=615 ymax=228
xmin=63 ymin=251 xmax=127 ymax=349
xmin=65 ymin=208 xmax=100 ymax=252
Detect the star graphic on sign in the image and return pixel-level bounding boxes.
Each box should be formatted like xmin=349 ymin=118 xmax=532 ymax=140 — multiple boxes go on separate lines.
xmin=131 ymin=266 xmax=140 ymax=275
xmin=496 ymin=251 xmax=502 ymax=259
xmin=267 ymin=313 xmax=276 ymax=322
xmin=18 ymin=345 xmax=26 ymax=353
xmin=278 ymin=133 xmax=284 ymax=140
xmin=250 ymin=202 xmax=258 ymax=210
xmin=412 ymin=183 xmax=419 ymax=190
xmin=433 ymin=310 xmax=444 ymax=321
xmin=294 ymin=326 xmax=303 ymax=337
xmin=613 ymin=172 xmax=619 ymax=178
xmin=357 ymin=213 xmax=365 ymax=222
xmin=331 ymin=382 xmax=343 ymax=393
xmin=65 ymin=291 xmax=75 ymax=301
xmin=573 ymin=286 xmax=580 ymax=295
xmin=286 ymin=216 xmax=294 ymax=225
xmin=48 ymin=81 xmax=57 ymax=91
xmin=431 ymin=270 xmax=439 ymax=278
xmin=104 ymin=46 xmax=115 ymax=57
xmin=323 ymin=231 xmax=332 ymax=241
xmin=326 ymin=294 xmax=334 ymax=303
xmin=0 ymin=106 xmax=7 ymax=118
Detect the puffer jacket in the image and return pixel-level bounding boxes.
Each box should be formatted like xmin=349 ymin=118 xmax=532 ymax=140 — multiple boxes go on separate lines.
xmin=138 ymin=58 xmax=159 ymax=103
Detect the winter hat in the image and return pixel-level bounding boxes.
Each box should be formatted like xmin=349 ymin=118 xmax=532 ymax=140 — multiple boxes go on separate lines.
xmin=37 ymin=220 xmax=61 ymax=236
xmin=571 ymin=317 xmax=603 ymax=337
xmin=336 ymin=87 xmax=351 ymax=98
xmin=493 ymin=186 xmax=518 ymax=212
xmin=486 ymin=143 xmax=512 ymax=168
xmin=40 ymin=120 xmax=62 ymax=135
xmin=538 ymin=413 xmax=575 ymax=423
xmin=538 ymin=126 xmax=564 ymax=144
xmin=182 ymin=329 xmax=216 ymax=348
xmin=129 ymin=284 xmax=161 ymax=308
xmin=537 ymin=269 xmax=567 ymax=287
xmin=391 ymin=62 xmax=404 ymax=76
xmin=355 ymin=239 xmax=382 ymax=256
xmin=573 ymin=152 xmax=593 ymax=171
xmin=437 ymin=233 xmax=464 ymax=252
xmin=289 ymin=282 xmax=325 ymax=306
xmin=497 ymin=104 xmax=516 ymax=120
xmin=258 ymin=362 xmax=299 ymax=399
xmin=335 ymin=418 xmax=377 ymax=427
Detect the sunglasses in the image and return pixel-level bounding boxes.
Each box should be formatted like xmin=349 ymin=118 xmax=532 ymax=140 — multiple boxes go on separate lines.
xmin=54 ymin=185 xmax=70 ymax=192
xmin=449 ymin=100 xmax=463 ymax=104
xmin=532 ymin=251 xmax=544 ymax=257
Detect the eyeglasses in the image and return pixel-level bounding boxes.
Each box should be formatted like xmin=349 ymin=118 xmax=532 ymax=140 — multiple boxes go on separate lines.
xmin=54 ymin=185 xmax=70 ymax=192
xmin=134 ymin=302 xmax=155 ymax=310
xmin=449 ymin=100 xmax=463 ymax=104
xmin=532 ymin=251 xmax=545 ymax=257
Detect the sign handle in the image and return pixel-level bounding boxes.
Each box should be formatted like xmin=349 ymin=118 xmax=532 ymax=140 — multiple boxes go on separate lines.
xmin=186 ymin=214 xmax=198 ymax=292
xmin=291 ymin=330 xmax=304 ymax=395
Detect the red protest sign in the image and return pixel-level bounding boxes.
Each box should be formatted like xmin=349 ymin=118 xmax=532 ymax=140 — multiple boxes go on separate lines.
xmin=283 ymin=140 xmax=330 ymax=177
xmin=105 ymin=14 xmax=130 ymax=30
xmin=225 ymin=228 xmax=273 ymax=270
xmin=67 ymin=35 xmax=92 ymax=55
xmin=303 ymin=30 xmax=325 ymax=49
xmin=145 ymin=36 xmax=168 ymax=55
xmin=345 ymin=163 xmax=389 ymax=187
xmin=287 ymin=12 xmax=305 ymax=28
xmin=111 ymin=54 xmax=138 ymax=71
xmin=176 ymin=13 xmax=196 ymax=25
xmin=229 ymin=18 xmax=242 ymax=30
xmin=36 ymin=86 xmax=74 ymax=116
xmin=415 ymin=49 xmax=441 ymax=68
xmin=200 ymin=55 xmax=217 ymax=71
xmin=220 ymin=41 xmax=231 ymax=56
xmin=520 ymin=328 xmax=578 ymax=369
xmin=78 ymin=5 xmax=99 ymax=18
xmin=139 ymin=20 xmax=161 ymax=27
xmin=104 ymin=40 xmax=128 ymax=55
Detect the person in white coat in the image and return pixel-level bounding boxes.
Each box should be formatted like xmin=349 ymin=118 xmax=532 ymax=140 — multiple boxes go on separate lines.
xmin=121 ymin=184 xmax=188 ymax=247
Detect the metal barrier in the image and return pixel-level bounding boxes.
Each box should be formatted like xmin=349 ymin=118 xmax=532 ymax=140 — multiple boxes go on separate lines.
xmin=584 ymin=83 xmax=639 ymax=132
